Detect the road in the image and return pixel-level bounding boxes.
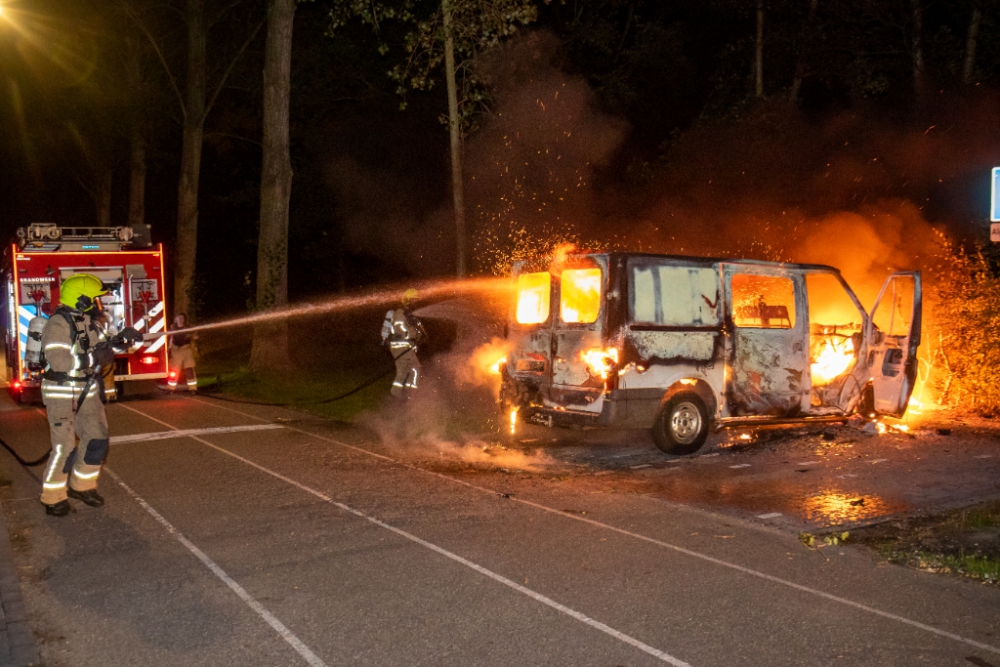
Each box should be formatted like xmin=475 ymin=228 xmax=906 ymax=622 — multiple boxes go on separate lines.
xmin=0 ymin=391 xmax=998 ymax=667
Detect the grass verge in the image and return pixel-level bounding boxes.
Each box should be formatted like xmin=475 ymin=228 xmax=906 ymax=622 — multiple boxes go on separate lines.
xmin=851 ymin=500 xmax=1000 ymax=586
xmin=195 ymin=356 xmax=395 ymax=423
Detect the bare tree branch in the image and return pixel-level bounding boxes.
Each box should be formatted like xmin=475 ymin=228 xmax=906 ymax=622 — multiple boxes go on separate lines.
xmin=123 ymin=2 xmax=187 ymax=118
xmin=205 ymin=18 xmax=265 ymax=118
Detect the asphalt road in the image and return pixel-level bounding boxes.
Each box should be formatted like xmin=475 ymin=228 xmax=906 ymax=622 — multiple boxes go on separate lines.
xmin=0 ymin=392 xmax=998 ymax=667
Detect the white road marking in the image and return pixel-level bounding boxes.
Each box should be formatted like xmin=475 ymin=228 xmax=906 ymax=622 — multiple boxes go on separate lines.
xmin=756 ymin=512 xmax=782 ymax=519
xmin=838 ymin=474 xmax=859 ymax=479
xmin=974 ymin=455 xmax=993 ymax=459
xmin=631 ymin=464 xmax=652 ymax=469
xmin=796 ymin=461 xmax=819 ymax=466
xmin=117 ymin=403 xmax=693 ymax=667
xmin=187 ymin=397 xmax=1000 ymax=658
xmin=729 ymin=464 xmax=751 ymax=469
xmin=869 ymin=459 xmax=889 ymax=464
xmin=111 ymin=424 xmax=283 ymax=445
xmin=102 ymin=467 xmax=328 ymax=667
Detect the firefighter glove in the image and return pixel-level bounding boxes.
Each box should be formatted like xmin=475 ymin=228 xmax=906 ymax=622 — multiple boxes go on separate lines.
xmin=113 ymin=327 xmax=143 ymax=349
xmin=90 ymin=342 xmax=116 ymax=369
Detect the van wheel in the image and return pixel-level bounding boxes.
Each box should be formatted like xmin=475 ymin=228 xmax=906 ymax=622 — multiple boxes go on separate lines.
xmin=652 ymin=393 xmax=709 ymax=455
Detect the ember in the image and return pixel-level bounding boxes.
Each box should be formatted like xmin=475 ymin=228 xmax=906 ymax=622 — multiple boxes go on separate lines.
xmin=509 ymin=407 xmax=518 ymax=435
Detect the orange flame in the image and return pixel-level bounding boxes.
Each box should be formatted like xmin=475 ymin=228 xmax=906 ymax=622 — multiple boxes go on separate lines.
xmin=460 ymin=338 xmax=513 ymax=387
xmin=811 ymin=336 xmax=855 ymax=385
xmin=580 ymin=347 xmax=619 ymax=380
xmin=560 ymin=268 xmax=602 ymax=324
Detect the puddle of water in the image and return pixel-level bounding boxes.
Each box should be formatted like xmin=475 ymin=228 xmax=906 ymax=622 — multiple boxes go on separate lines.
xmin=798 ymin=490 xmax=899 ymax=525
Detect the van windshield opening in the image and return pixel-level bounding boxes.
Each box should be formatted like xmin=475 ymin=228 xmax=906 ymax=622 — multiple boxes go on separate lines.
xmin=560 ymin=268 xmax=602 ymax=324
xmin=515 ymin=272 xmax=551 ymax=325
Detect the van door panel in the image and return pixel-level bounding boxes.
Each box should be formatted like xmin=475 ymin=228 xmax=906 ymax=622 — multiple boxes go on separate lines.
xmin=868 ymin=272 xmax=921 ymax=417
xmin=725 ymin=268 xmax=809 ymax=416
xmin=546 ymin=258 xmax=608 ymax=413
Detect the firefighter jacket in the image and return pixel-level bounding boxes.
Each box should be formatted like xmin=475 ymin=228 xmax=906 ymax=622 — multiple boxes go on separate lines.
xmin=382 ymin=308 xmax=425 ymax=353
xmin=41 ymin=307 xmax=109 ymax=386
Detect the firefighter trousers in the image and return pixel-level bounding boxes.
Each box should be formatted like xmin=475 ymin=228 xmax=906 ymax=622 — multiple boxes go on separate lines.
xmin=40 ymin=381 xmax=109 ymax=506
xmin=391 ymin=349 xmax=420 ymax=398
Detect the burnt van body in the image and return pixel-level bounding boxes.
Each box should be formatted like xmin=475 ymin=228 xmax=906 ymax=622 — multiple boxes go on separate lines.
xmin=501 ymin=253 xmax=921 ymax=455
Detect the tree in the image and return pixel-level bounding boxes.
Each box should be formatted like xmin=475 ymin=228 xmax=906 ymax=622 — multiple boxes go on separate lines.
xmin=250 ymin=0 xmax=297 ymax=370
xmin=963 ymin=3 xmax=982 ymax=85
xmin=130 ymin=0 xmax=263 ymax=319
xmin=333 ymin=0 xmax=543 ymax=277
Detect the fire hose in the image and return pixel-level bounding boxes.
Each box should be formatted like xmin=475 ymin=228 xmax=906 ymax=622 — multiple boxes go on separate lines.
xmin=197 ymin=348 xmax=412 ymax=407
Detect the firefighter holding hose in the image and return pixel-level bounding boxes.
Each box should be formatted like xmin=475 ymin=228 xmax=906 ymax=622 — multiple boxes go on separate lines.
xmin=167 ymin=313 xmax=198 ymax=393
xmin=39 ymin=274 xmax=141 ymax=516
xmin=382 ymin=288 xmax=426 ymax=399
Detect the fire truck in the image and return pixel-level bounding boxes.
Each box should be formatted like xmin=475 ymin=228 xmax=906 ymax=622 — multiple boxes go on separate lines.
xmin=2 ymin=223 xmax=169 ymax=402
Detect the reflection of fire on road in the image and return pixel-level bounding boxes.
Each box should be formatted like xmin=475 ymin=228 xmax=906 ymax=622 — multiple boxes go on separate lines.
xmin=801 ymin=491 xmax=891 ymax=525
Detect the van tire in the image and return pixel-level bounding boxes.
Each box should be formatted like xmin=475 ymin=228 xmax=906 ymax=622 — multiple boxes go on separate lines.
xmin=652 ymin=393 xmax=709 ymax=455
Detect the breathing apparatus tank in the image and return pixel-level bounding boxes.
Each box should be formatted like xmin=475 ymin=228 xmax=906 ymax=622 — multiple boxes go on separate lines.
xmin=24 ymin=315 xmax=48 ymax=371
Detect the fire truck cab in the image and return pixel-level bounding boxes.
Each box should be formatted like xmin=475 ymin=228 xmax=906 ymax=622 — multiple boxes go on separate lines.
xmin=2 ymin=223 xmax=169 ymax=402
xmin=501 ymin=252 xmax=921 ymax=455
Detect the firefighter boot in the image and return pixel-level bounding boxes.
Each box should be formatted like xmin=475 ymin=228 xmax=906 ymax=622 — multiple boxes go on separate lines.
xmin=44 ymin=500 xmax=71 ymax=517
xmin=68 ymin=487 xmax=105 ymax=507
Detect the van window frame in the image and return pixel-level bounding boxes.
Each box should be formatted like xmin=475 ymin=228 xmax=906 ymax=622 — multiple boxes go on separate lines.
xmin=626 ymin=258 xmax=722 ymax=332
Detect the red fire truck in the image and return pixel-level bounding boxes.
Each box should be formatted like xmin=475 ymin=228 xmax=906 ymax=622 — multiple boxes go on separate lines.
xmin=2 ymin=223 xmax=170 ymax=402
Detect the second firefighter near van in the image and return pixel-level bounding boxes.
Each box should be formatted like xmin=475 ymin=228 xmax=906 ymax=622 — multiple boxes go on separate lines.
xmin=382 ymin=289 xmax=426 ymax=398
xmin=38 ymin=274 xmax=141 ymax=517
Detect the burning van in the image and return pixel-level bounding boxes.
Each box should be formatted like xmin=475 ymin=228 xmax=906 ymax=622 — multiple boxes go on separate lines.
xmin=500 ymin=252 xmax=920 ymax=455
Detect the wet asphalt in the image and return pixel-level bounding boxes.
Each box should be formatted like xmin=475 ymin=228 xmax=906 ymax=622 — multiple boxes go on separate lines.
xmin=0 ymin=391 xmax=998 ymax=667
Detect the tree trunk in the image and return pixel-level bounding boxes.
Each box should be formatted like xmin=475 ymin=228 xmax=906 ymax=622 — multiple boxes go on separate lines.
xmin=173 ymin=0 xmax=207 ymax=320
xmin=442 ymin=0 xmax=466 ymax=278
xmin=910 ymin=0 xmax=925 ymax=98
xmin=790 ymin=0 xmax=819 ymax=104
xmin=754 ymin=0 xmax=764 ymax=98
xmin=249 ymin=0 xmax=296 ymax=371
xmin=963 ymin=5 xmax=981 ymax=85
xmin=96 ymin=168 xmax=112 ymax=227
xmin=128 ymin=125 xmax=147 ymax=228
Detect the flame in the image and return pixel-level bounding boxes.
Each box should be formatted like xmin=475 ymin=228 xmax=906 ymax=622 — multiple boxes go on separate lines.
xmin=460 ymin=338 xmax=513 ymax=387
xmin=509 ymin=408 xmax=518 ymax=435
xmin=549 ymin=243 xmax=576 ymax=273
xmin=580 ymin=347 xmax=619 ymax=380
xmin=560 ymin=268 xmax=602 ymax=324
xmin=516 ymin=272 xmax=551 ymax=324
xmin=811 ymin=336 xmax=855 ymax=385
xmin=490 ymin=357 xmax=506 ymax=375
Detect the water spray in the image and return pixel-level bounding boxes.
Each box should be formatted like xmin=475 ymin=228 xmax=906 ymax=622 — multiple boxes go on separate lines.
xmin=139 ymin=277 xmax=512 ymax=341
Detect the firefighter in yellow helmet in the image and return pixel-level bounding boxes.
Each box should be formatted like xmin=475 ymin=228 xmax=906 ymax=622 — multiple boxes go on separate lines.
xmin=39 ymin=274 xmax=141 ymax=516
xmin=381 ymin=288 xmax=426 ymax=398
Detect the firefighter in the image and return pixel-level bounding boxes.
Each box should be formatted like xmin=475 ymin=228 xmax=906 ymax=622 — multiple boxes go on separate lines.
xmin=40 ymin=274 xmax=141 ymax=516
xmin=167 ymin=313 xmax=198 ymax=393
xmin=382 ymin=288 xmax=426 ymax=398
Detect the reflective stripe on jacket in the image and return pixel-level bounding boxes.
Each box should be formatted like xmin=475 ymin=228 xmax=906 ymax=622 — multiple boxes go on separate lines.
xmin=41 ymin=308 xmax=108 ymax=385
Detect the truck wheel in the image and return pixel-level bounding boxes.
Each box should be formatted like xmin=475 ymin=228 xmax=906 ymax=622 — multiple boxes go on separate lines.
xmin=652 ymin=393 xmax=709 ymax=455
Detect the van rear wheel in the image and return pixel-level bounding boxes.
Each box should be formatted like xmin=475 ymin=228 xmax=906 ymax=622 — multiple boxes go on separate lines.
xmin=652 ymin=393 xmax=709 ymax=455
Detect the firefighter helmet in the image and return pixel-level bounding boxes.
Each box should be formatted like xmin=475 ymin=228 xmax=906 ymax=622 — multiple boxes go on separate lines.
xmin=59 ymin=273 xmax=108 ymax=312
xmin=402 ymin=288 xmax=419 ymax=306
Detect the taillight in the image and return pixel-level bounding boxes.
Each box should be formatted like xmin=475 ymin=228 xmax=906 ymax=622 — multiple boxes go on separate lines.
xmin=12 ymin=381 xmax=22 ymax=390
xmin=140 ymin=355 xmax=159 ymax=365
xmin=168 ymin=370 xmax=177 ymax=379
